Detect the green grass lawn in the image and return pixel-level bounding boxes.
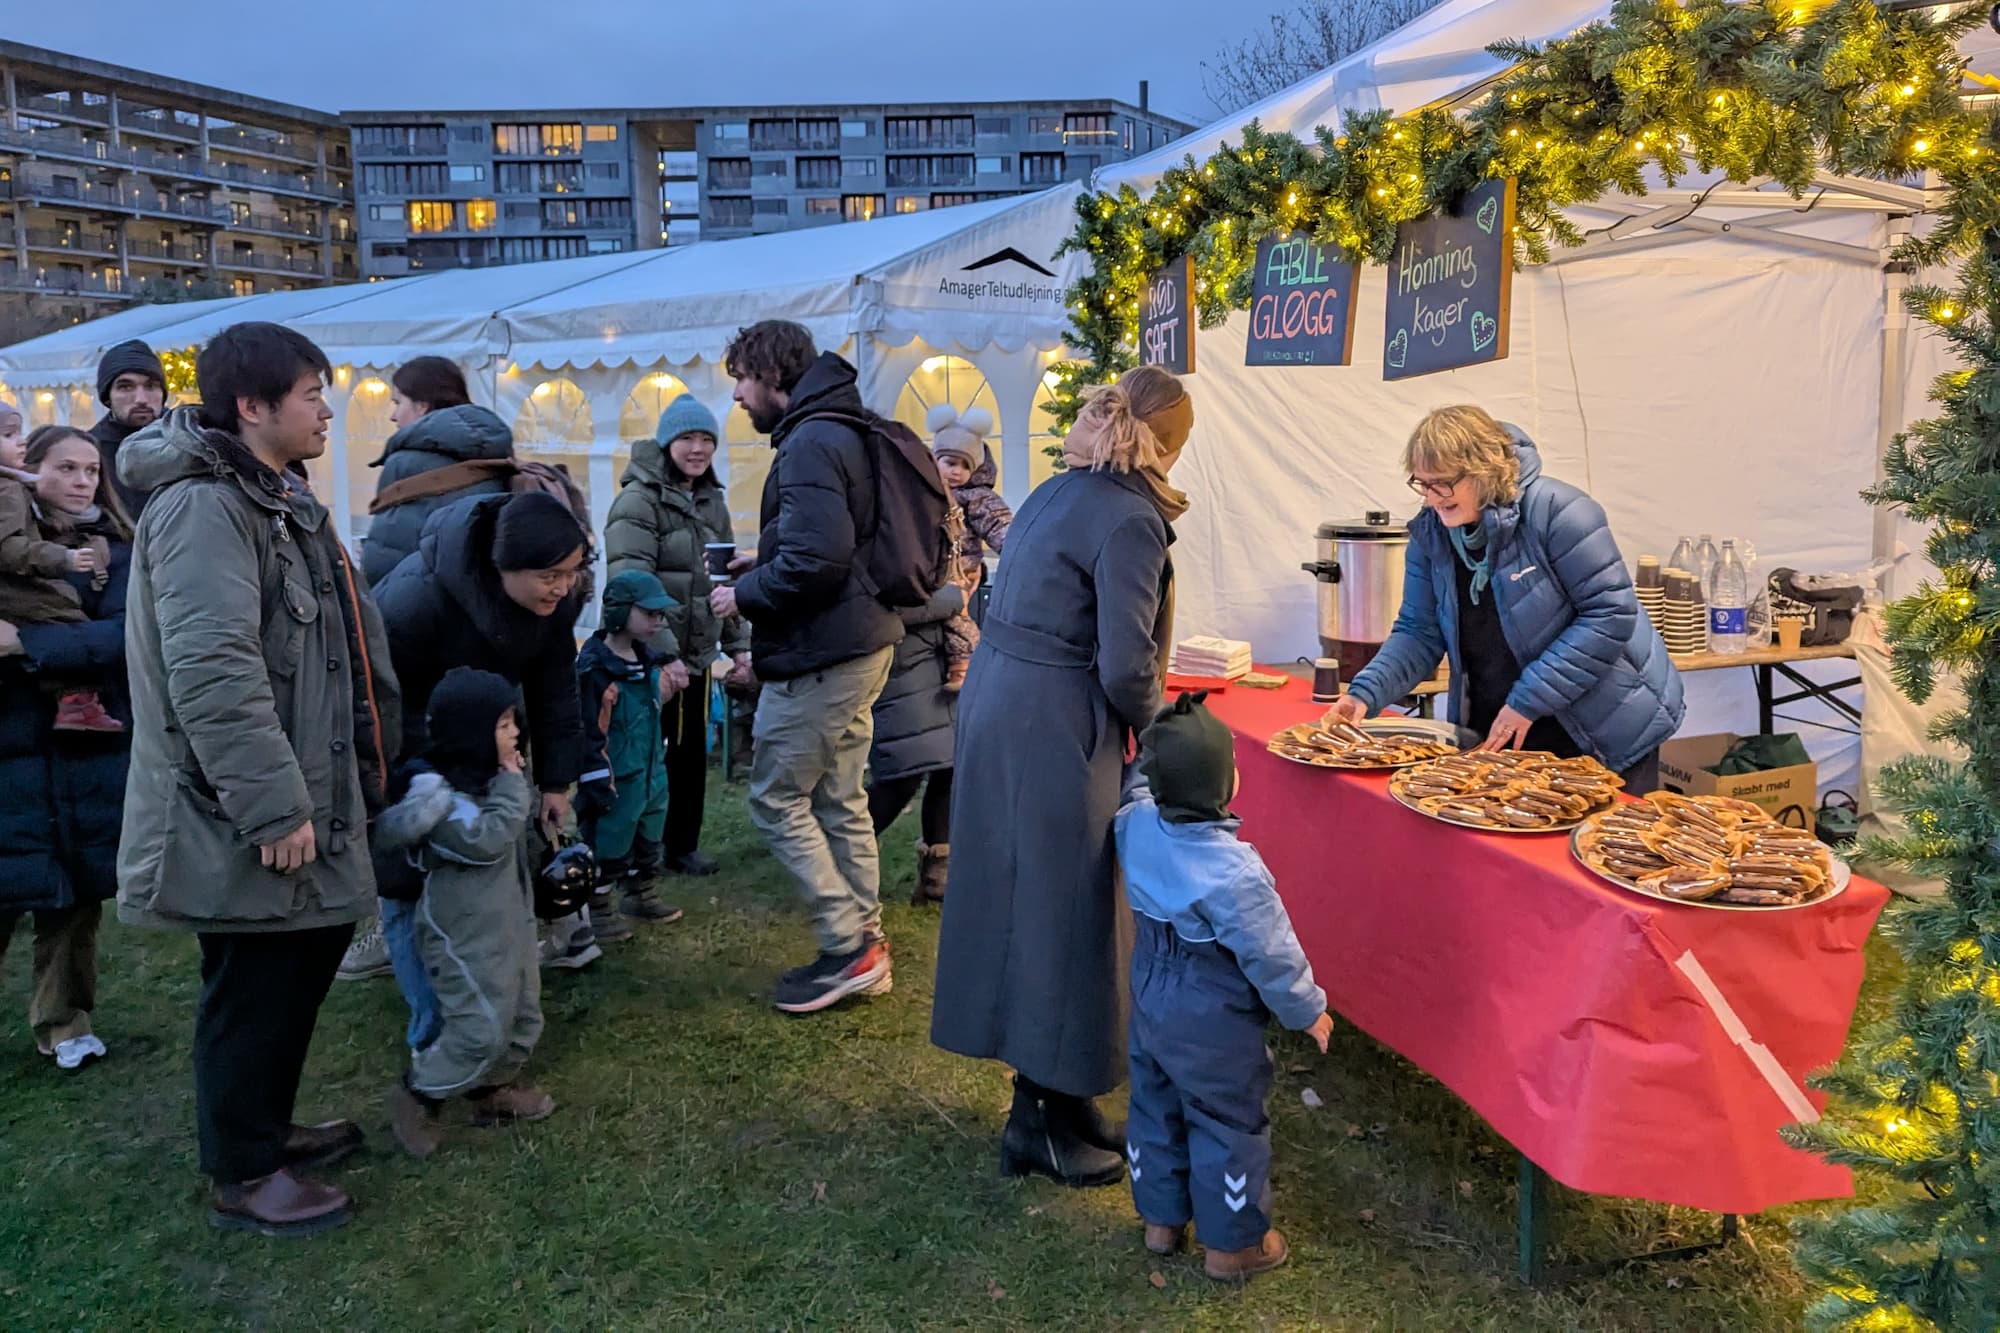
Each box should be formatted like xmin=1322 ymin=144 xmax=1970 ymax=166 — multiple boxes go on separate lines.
xmin=0 ymin=781 xmax=1898 ymax=1331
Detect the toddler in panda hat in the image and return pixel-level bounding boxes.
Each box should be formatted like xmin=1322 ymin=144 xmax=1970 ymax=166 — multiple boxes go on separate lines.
xmin=927 ymin=404 xmax=1014 ymax=690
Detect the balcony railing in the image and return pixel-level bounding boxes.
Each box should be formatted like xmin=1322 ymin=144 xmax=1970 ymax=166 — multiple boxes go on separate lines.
xmin=0 ymin=122 xmax=350 ymax=202
xmin=117 ymin=107 xmax=201 ymax=140
xmin=208 ymin=124 xmax=321 ymax=165
xmin=0 ymin=263 xmax=129 ymax=297
xmin=214 ymin=250 xmax=323 ymax=274
xmin=885 ymin=133 xmax=976 ymax=152
xmin=225 ymin=211 xmax=322 ymax=239
xmin=2 ymin=173 xmax=235 ymax=223
xmin=332 ymin=259 xmax=359 ymax=279
xmin=126 ymin=237 xmax=209 ymax=263
xmin=541 ymin=215 xmax=630 ymax=231
xmin=20 ymin=227 xmax=118 ymax=256
xmin=16 ymin=93 xmax=111 ymax=125
xmin=353 ymin=137 xmax=450 ymax=159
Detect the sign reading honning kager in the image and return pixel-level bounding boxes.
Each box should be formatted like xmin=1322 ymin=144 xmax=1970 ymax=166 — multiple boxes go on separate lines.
xmin=1245 ymin=234 xmax=1360 ymax=367
xmin=1381 ymin=178 xmax=1515 ymax=381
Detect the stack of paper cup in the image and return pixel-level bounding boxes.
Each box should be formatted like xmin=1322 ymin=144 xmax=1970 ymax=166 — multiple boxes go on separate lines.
xmin=1660 ymin=568 xmax=1709 ymax=656
xmin=1635 ymin=556 xmax=1667 ymax=637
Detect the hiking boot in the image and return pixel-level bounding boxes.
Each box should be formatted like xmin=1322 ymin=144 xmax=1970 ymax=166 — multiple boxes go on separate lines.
xmin=336 ymin=918 xmax=393 ymax=982
xmin=588 ymin=898 xmax=634 ymax=944
xmin=282 ymin=1120 xmax=363 ymax=1171
xmin=772 ymin=941 xmax=891 ymax=1014
xmin=621 ymin=885 xmax=685 ymax=924
xmin=53 ymin=689 xmax=124 ymax=733
xmin=1204 ymin=1229 xmax=1289 ymax=1282
xmin=912 ymin=841 xmax=949 ymax=905
xmin=998 ymin=1075 xmax=1124 ymax=1189
xmin=469 ymin=1084 xmax=556 ymax=1127
xmin=1145 ymin=1223 xmax=1188 ymax=1256
xmin=386 ymin=1082 xmax=442 ymax=1159
xmin=209 ymin=1169 xmax=350 ymax=1239
xmin=664 ymin=850 xmax=720 ymax=877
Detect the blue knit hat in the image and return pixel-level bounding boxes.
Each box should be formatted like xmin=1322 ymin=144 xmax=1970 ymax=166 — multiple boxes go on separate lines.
xmin=654 ymin=394 xmax=719 ymax=445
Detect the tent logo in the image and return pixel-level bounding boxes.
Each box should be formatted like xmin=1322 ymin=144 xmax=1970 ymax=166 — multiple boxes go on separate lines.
xmin=961 ymin=247 xmax=1057 ymax=278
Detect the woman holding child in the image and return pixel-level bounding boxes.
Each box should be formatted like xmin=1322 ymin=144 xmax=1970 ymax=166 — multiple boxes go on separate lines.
xmin=0 ymin=421 xmax=136 ymax=1070
xmin=931 ymin=365 xmax=1194 ymax=1188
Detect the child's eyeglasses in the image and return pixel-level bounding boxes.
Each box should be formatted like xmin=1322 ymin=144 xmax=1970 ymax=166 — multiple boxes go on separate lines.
xmin=1407 ymin=473 xmax=1466 ymax=499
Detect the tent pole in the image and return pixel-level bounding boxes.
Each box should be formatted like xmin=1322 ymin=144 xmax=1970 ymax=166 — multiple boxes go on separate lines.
xmin=1877 ymin=217 xmax=1915 ymax=600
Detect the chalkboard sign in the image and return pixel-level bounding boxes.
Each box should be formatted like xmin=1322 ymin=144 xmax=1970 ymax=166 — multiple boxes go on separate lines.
xmin=1139 ymin=255 xmax=1195 ymax=374
xmin=1245 ymin=234 xmax=1360 ymax=367
xmin=1381 ymin=177 xmax=1516 ymax=381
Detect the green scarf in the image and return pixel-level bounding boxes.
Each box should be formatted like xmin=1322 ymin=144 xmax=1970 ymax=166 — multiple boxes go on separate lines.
xmin=1447 ymin=520 xmax=1493 ymax=606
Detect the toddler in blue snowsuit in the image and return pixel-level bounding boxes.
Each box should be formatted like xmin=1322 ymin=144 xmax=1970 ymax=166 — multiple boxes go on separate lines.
xmin=1115 ymin=691 xmax=1333 ymax=1282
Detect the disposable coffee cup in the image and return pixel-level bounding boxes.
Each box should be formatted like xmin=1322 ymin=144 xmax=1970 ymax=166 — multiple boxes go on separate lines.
xmin=1636 ymin=555 xmax=1663 ymax=589
xmin=704 ymin=542 xmax=737 ymax=578
xmin=1310 ymin=657 xmax=1341 ymax=704
xmin=1776 ymin=616 xmax=1805 ymax=652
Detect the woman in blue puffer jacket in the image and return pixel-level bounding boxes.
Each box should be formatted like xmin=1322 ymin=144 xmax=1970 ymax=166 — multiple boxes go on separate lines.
xmin=359 ymin=357 xmax=517 ymax=588
xmin=1327 ymin=405 xmax=1682 ymax=787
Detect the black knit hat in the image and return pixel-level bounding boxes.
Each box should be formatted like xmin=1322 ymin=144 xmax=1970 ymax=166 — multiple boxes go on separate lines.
xmin=1139 ymin=691 xmax=1238 ymax=824
xmin=425 ymin=667 xmax=521 ymax=794
xmin=96 ymin=339 xmax=165 ymax=407
xmin=492 ymin=491 xmax=586 ymax=572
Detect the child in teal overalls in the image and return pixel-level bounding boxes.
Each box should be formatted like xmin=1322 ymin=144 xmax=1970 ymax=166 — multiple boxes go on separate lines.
xmin=575 ymin=570 xmax=683 ymax=935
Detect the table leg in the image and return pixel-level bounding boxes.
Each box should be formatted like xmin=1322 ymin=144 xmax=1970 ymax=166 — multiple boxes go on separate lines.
xmin=1758 ymin=664 xmax=1775 ymax=736
xmin=1518 ymin=1155 xmax=1550 ymax=1285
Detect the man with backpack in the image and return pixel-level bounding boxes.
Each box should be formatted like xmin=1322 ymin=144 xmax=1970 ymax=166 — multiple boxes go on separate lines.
xmin=712 ymin=320 xmax=937 ymax=1014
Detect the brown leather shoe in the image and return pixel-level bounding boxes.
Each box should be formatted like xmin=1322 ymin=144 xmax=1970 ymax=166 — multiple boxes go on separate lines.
xmin=387 ymin=1084 xmax=442 ymax=1159
xmin=1204 ymin=1228 xmax=1289 ymax=1282
xmin=283 ymin=1119 xmax=363 ymax=1170
xmin=469 ymin=1084 xmax=556 ymax=1127
xmin=209 ymin=1169 xmax=351 ymax=1238
xmin=1145 ymin=1222 xmax=1187 ymax=1255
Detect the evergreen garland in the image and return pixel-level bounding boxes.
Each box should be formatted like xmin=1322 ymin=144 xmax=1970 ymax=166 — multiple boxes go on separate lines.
xmin=1057 ymin=1 xmax=2000 ymax=1326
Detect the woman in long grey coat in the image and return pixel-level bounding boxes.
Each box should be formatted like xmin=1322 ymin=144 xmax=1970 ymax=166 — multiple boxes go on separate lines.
xmin=931 ymin=366 xmax=1194 ymax=1188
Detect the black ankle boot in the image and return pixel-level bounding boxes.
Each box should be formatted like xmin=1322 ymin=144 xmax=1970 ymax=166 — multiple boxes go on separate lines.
xmin=1062 ymin=1095 xmax=1125 ymax=1154
xmin=999 ymin=1076 xmax=1124 ymax=1188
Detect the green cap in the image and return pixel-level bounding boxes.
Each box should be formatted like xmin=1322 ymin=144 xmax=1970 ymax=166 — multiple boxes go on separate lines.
xmin=602 ymin=568 xmax=676 ymax=622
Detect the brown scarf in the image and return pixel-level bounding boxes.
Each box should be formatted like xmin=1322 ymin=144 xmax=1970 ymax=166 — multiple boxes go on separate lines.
xmin=1061 ymin=385 xmax=1192 ymax=526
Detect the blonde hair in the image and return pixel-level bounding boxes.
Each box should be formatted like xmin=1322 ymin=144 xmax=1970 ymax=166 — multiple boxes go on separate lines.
xmin=1066 ymin=366 xmax=1190 ymax=473
xmin=1404 ymin=405 xmax=1520 ymax=507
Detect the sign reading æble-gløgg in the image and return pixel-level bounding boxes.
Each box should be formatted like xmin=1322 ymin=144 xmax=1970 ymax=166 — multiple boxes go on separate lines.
xmin=1139 ymin=255 xmax=1195 ymax=374
xmin=1246 ymin=234 xmax=1360 ymax=367
xmin=1382 ymin=177 xmax=1515 ymax=381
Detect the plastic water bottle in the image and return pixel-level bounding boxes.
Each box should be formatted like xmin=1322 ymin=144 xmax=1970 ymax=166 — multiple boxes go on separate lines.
xmin=1708 ymin=540 xmax=1749 ymax=655
xmin=1668 ymin=536 xmax=1695 ymax=576
xmin=1692 ymin=535 xmax=1720 ymax=596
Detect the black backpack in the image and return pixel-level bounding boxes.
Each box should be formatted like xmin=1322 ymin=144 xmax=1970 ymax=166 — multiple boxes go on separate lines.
xmin=806 ymin=409 xmax=962 ymax=608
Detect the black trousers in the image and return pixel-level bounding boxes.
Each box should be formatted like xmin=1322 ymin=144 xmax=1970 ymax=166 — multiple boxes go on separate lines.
xmin=662 ymin=679 xmax=709 ymax=860
xmin=193 ymin=923 xmax=354 ymax=1185
xmin=868 ymin=768 xmax=953 ymax=845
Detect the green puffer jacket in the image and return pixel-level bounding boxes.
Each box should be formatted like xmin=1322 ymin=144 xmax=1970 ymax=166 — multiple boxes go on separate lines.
xmin=115 ymin=408 xmax=401 ymax=934
xmin=603 ymin=442 xmax=749 ymax=666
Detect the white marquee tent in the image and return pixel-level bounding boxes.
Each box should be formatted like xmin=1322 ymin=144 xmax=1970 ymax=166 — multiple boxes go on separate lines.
xmin=1086 ymin=0 xmax=1996 ymax=794
xmin=0 ymin=184 xmax=1091 ymax=557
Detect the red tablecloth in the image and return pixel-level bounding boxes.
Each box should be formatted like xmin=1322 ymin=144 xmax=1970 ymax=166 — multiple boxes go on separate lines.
xmin=1210 ymin=678 xmax=1888 ymax=1214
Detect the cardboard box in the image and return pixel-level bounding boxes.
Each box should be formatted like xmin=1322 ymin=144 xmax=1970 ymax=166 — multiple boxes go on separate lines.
xmin=1658 ymin=733 xmax=1819 ymax=831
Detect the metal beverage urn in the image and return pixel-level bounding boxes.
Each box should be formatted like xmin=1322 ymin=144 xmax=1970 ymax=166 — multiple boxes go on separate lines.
xmin=1300 ymin=511 xmax=1409 ymax=684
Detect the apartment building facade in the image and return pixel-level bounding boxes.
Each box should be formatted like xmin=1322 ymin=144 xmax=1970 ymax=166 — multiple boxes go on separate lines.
xmin=0 ymin=42 xmax=357 ymax=342
xmin=349 ymin=96 xmax=1190 ymax=276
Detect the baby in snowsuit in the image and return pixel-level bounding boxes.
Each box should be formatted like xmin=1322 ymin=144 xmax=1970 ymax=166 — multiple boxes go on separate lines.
xmin=1115 ymin=691 xmax=1334 ymax=1282
xmin=926 ymin=405 xmax=1012 ymax=691
xmin=379 ymin=666 xmax=553 ymax=1158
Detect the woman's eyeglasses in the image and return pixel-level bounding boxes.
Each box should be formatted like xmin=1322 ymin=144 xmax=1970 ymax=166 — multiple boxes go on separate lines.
xmin=1407 ymin=473 xmax=1466 ymax=499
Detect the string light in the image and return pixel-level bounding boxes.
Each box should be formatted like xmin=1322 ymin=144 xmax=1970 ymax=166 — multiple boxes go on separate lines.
xmin=1915 ymin=139 xmax=1932 ymax=154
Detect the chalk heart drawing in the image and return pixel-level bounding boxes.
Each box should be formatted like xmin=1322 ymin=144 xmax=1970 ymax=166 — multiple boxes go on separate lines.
xmin=1386 ymin=327 xmax=1409 ymax=369
xmin=1470 ymin=310 xmax=1496 ymax=352
xmin=1475 ymin=196 xmax=1499 ymax=235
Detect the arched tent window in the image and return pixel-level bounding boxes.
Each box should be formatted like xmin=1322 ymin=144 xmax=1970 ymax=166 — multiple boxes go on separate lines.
xmin=512 ymin=376 xmax=593 ymax=513
xmin=28 ymin=390 xmax=59 ymax=430
xmin=1028 ymin=372 xmax=1065 ymax=494
xmin=894 ymin=353 xmax=1000 ymax=485
xmin=724 ymin=403 xmax=769 ymax=547
xmin=345 ymin=378 xmax=396 ymax=539
xmin=616 ymin=371 xmax=692 ymax=489
xmin=66 ymin=389 xmax=96 ymax=429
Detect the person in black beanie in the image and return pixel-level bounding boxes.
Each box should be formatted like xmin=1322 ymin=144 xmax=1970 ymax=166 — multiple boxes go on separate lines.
xmin=371 ymin=490 xmax=595 ymax=1008
xmin=89 ymin=339 xmax=167 ymax=516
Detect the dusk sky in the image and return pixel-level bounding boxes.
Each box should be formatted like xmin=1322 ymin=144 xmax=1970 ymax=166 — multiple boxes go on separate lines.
xmin=12 ymin=1 xmax=1261 ymax=128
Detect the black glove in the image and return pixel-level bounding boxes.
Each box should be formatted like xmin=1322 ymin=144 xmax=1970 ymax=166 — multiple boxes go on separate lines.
xmin=576 ymin=776 xmax=616 ymax=819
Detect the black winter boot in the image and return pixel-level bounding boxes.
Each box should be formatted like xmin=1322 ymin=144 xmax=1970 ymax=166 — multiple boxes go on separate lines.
xmin=999 ymin=1075 xmax=1124 ymax=1188
xmin=1061 ymin=1094 xmax=1126 ymax=1155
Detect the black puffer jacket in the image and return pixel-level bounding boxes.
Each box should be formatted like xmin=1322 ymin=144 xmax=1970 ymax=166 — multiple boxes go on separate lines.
xmin=89 ymin=415 xmax=151 ymax=517
xmin=733 ymin=353 xmax=903 ymax=681
xmin=372 ymin=494 xmax=586 ymax=790
xmin=868 ymin=582 xmax=964 ymax=783
xmin=360 ymin=405 xmax=515 ymax=587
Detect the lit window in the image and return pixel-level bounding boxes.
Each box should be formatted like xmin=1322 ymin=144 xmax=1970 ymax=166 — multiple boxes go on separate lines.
xmin=803 ymin=197 xmax=841 ymax=215
xmin=842 ymin=194 xmax=883 ymax=222
xmin=463 ymin=199 xmax=496 ymax=231
xmin=407 ymin=201 xmax=454 ymax=234
xmin=585 ymin=124 xmax=619 ymax=142
xmin=895 ymin=196 xmax=925 ymax=214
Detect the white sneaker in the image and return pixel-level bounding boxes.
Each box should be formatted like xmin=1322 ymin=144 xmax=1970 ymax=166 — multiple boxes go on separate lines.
xmin=51 ymin=1034 xmax=107 ymax=1070
xmin=337 ymin=917 xmax=393 ymax=981
xmin=540 ymin=920 xmax=602 ymax=971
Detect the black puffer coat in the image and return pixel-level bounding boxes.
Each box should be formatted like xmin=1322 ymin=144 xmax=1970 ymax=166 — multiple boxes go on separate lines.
xmin=0 ymin=520 xmax=132 ymax=913
xmin=732 ymin=354 xmax=902 ymax=681
xmin=360 ymin=405 xmax=515 ymax=587
xmin=371 ymin=493 xmax=586 ymax=791
xmin=868 ymin=581 xmax=964 ymax=783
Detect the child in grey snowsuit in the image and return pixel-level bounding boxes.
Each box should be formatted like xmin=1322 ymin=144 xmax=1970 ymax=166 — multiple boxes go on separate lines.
xmin=1115 ymin=691 xmax=1334 ymax=1282
xmin=378 ymin=667 xmax=554 ymax=1158
xmin=926 ymin=405 xmax=1012 ymax=691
